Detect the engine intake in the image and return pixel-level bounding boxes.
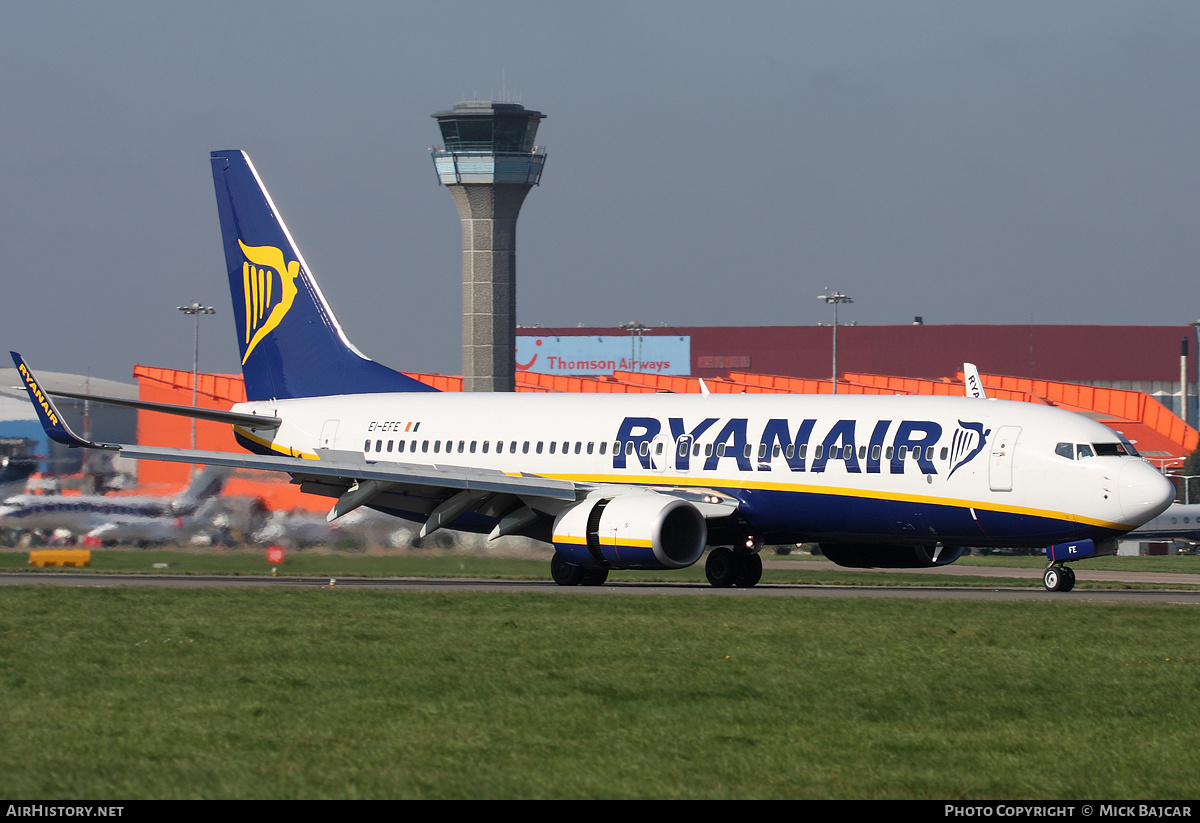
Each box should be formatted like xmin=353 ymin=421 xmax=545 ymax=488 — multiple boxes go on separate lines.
xmin=552 ymin=491 xmax=707 ymax=570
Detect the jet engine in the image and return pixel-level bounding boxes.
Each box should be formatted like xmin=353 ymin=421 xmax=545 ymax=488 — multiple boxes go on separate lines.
xmin=818 ymin=543 xmax=967 ymax=569
xmin=552 ymin=491 xmax=707 ymax=570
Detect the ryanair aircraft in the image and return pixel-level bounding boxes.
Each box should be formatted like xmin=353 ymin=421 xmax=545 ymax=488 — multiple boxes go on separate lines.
xmin=12 ymin=151 xmax=1176 ymax=592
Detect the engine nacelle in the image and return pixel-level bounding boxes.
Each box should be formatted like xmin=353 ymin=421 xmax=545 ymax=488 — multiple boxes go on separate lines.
xmin=552 ymin=491 xmax=707 ymax=570
xmin=819 ymin=543 xmax=967 ymax=569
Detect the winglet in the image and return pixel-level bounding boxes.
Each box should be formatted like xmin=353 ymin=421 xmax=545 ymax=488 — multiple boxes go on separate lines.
xmin=9 ymin=352 xmax=118 ymax=449
xmin=963 ymin=363 xmax=988 ymax=399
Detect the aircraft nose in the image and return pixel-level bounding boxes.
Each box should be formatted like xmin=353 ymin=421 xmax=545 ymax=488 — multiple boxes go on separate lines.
xmin=1118 ymin=461 xmax=1175 ymax=524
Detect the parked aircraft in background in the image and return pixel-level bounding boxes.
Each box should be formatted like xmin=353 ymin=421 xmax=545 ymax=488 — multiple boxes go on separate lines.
xmin=0 ymin=453 xmax=37 ymax=499
xmin=10 ymin=150 xmax=1176 ymax=591
xmin=1125 ymin=502 xmax=1200 ymax=542
xmin=0 ymin=467 xmax=226 ymax=545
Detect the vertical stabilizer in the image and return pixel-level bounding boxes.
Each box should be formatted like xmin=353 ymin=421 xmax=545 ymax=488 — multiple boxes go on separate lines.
xmin=171 ymin=466 xmax=228 ymax=515
xmin=964 ymin=363 xmax=987 ymax=399
xmin=210 ymin=151 xmax=437 ymax=400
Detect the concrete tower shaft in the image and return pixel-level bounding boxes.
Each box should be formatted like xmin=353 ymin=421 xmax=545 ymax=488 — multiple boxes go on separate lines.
xmin=431 ymin=101 xmax=546 ymax=392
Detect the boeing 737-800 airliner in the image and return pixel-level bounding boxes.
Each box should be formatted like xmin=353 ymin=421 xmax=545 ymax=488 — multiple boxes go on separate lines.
xmin=12 ymin=150 xmax=1176 ymax=591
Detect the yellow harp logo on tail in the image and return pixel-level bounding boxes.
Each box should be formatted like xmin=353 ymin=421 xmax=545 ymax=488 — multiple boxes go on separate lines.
xmin=239 ymin=240 xmax=300 ymax=365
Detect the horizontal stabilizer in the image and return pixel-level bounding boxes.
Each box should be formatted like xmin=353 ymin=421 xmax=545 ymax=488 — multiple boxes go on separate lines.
xmin=46 ymin=389 xmax=282 ymax=430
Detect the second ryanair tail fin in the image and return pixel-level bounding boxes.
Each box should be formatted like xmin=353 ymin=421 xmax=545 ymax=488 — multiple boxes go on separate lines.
xmin=210 ymin=150 xmax=436 ymax=401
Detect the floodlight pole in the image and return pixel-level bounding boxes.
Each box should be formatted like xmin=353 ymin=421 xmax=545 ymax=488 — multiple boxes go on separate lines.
xmin=819 ymin=291 xmax=853 ymax=394
xmin=619 ymin=322 xmax=648 ymax=372
xmin=177 ymin=301 xmax=216 ymax=452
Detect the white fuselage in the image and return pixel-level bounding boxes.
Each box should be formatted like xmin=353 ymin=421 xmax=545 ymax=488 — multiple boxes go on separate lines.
xmin=230 ymin=392 xmax=1174 ymax=548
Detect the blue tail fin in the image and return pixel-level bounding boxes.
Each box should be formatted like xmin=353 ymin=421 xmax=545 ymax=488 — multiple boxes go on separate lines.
xmin=210 ymin=150 xmax=437 ymax=400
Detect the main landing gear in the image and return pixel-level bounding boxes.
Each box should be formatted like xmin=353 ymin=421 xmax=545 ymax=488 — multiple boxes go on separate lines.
xmin=704 ymin=547 xmax=763 ymax=588
xmin=1043 ymin=563 xmax=1076 ymax=592
xmin=550 ymin=554 xmax=609 ymax=587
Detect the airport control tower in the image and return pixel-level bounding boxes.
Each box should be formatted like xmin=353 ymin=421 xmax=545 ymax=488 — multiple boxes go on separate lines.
xmin=431 ymin=101 xmax=546 ymax=392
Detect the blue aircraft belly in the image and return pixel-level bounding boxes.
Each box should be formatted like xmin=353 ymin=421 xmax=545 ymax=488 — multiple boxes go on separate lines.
xmin=728 ymin=486 xmax=1103 ymax=547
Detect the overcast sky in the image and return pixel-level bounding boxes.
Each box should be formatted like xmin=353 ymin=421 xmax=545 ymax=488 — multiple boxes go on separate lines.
xmin=3 ymin=1 xmax=1198 ymax=384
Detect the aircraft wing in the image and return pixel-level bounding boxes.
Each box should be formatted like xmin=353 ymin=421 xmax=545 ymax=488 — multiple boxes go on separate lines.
xmin=11 ymin=351 xmax=585 ymax=533
xmin=12 ymin=352 xmax=739 ymax=535
xmin=119 ymin=443 xmax=578 ymax=500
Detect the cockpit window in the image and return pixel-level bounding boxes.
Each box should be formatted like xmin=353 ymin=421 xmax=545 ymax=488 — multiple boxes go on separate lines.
xmin=1116 ymin=434 xmax=1141 ymax=457
xmin=1056 ymin=440 xmax=1137 ymax=460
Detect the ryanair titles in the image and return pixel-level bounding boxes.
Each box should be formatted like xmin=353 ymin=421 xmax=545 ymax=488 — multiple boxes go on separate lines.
xmin=612 ymin=416 xmax=991 ymax=477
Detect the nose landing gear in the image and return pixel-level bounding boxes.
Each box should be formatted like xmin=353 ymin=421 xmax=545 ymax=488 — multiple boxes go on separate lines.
xmin=1043 ymin=563 xmax=1076 ymax=592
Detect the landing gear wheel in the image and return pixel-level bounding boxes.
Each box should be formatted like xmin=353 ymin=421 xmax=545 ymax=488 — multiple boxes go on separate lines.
xmin=580 ymin=568 xmax=609 ymax=587
xmin=551 ymin=554 xmax=585 ymax=586
xmin=705 ymin=547 xmax=737 ymax=588
xmin=733 ymin=552 xmax=763 ymax=588
xmin=1043 ymin=565 xmax=1063 ymax=592
xmin=1059 ymin=566 xmax=1076 ymax=592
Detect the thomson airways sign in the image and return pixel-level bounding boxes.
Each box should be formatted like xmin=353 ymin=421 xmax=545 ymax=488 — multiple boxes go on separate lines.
xmin=516 ymin=335 xmax=691 ymax=376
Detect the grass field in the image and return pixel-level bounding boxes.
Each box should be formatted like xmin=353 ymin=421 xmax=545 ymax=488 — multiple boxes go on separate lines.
xmin=1 ymin=584 xmax=1199 ymax=799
